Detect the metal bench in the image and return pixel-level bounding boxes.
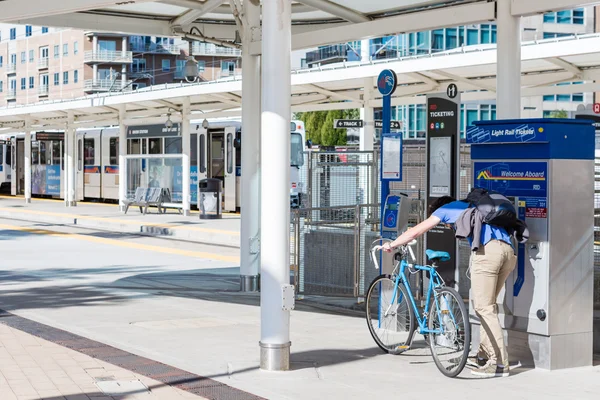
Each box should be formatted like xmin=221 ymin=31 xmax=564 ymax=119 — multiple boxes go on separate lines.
xmin=123 ymin=187 xmax=163 ymax=215
xmin=158 ymin=188 xmax=184 ymax=214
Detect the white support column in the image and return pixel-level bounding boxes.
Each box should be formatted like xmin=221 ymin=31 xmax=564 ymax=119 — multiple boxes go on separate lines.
xmin=182 ymin=97 xmax=191 ymax=216
xmin=66 ymin=111 xmax=75 ymax=207
xmin=24 ymin=118 xmax=32 ymax=204
xmin=496 ymin=0 xmax=521 ymax=119
xmin=119 ymin=104 xmax=128 ymax=211
xmin=92 ymin=36 xmax=98 ymax=85
xmin=121 ymin=37 xmax=128 ymax=89
xmin=360 ymin=78 xmax=374 ymax=151
xmin=361 ymin=39 xmax=371 ymax=62
xmin=240 ymin=0 xmax=261 ymax=292
xmin=260 ymin=0 xmax=292 ymax=371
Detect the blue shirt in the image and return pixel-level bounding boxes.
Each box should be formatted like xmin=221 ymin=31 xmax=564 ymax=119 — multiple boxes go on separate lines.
xmin=432 ymin=201 xmax=513 ymax=247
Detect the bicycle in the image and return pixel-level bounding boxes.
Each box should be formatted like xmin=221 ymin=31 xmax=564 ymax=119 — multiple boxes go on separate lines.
xmin=365 ymin=238 xmax=471 ymax=378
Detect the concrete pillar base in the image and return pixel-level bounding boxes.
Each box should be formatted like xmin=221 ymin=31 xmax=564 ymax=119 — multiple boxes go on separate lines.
xmin=259 ymin=342 xmax=291 ymax=371
xmin=183 ymin=210 xmax=191 ymax=217
xmin=25 ymin=199 xmax=31 ymax=204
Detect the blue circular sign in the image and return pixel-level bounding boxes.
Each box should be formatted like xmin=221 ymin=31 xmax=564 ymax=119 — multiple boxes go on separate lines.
xmin=377 ymin=69 xmax=397 ymax=96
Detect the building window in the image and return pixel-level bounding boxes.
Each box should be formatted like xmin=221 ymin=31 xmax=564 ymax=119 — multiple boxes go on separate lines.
xmin=74 ymin=70 xmax=78 ymax=83
xmin=10 ymin=54 xmax=16 ymax=65
xmin=54 ymin=73 xmax=59 ymax=86
xmin=543 ymin=32 xmax=572 ymax=39
xmin=221 ymin=61 xmax=236 ymax=75
xmin=54 ymin=45 xmax=59 ymax=59
xmin=63 ymin=43 xmax=68 ymax=56
xmin=42 ymin=27 xmax=49 ymax=34
xmin=162 ymin=59 xmax=170 ymax=72
xmin=21 ymin=52 xmax=26 ymax=64
xmin=26 ymin=26 xmax=32 ymax=37
xmin=29 ymin=77 xmax=34 ymax=89
xmin=197 ymin=60 xmax=206 ymax=72
xmin=74 ymin=41 xmax=79 ymax=55
xmin=0 ymin=56 xmax=3 ymax=68
xmin=544 ymin=8 xmax=585 ymax=24
xmin=131 ymin=58 xmax=146 ymax=72
xmin=0 ymin=81 xmax=3 ymax=93
xmin=63 ymin=71 xmax=68 ymax=85
xmin=10 ymin=28 xmax=16 ymax=41
xmin=29 ymin=50 xmax=34 ymax=63
xmin=21 ymin=78 xmax=26 ymax=90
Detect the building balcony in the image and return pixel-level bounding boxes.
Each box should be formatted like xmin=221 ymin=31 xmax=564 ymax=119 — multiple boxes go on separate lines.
xmin=38 ymin=85 xmax=49 ymax=96
xmin=84 ymin=50 xmax=133 ymax=64
xmin=130 ymin=43 xmax=181 ymax=54
xmin=6 ymin=64 xmax=17 ymax=74
xmin=129 ymin=70 xmax=152 ymax=79
xmin=84 ymin=79 xmax=133 ymax=93
xmin=6 ymin=89 xmax=16 ymax=99
xmin=305 ymin=44 xmax=350 ymax=67
xmin=38 ymin=58 xmax=49 ymax=69
xmin=192 ymin=43 xmax=241 ymax=57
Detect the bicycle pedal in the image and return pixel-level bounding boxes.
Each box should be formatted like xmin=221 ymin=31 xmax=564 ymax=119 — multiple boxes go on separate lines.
xmin=396 ymin=345 xmax=409 ymax=351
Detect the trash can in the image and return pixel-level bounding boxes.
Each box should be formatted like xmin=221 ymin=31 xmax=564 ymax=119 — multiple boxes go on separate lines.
xmin=199 ymin=178 xmax=222 ymax=219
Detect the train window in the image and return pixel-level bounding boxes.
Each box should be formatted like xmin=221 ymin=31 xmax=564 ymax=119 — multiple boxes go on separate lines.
xmin=52 ymin=141 xmax=61 ymax=165
xmin=128 ymin=138 xmax=141 ymax=155
xmin=0 ymin=145 xmax=3 ymax=166
xmin=191 ymin=134 xmax=198 ymax=166
xmin=164 ymin=137 xmax=181 ymax=166
xmin=290 ymin=133 xmax=304 ymax=167
xmin=84 ymin=138 xmax=95 ymax=165
xmin=226 ymin=133 xmax=233 ymax=174
xmin=109 ymin=138 xmax=119 ymax=165
xmin=32 ymin=142 xmax=40 ymax=165
xmin=142 ymin=138 xmax=147 ymax=154
xmin=148 ymin=138 xmax=162 ymax=154
xmin=6 ymin=144 xmax=11 ymax=166
xmin=40 ymin=141 xmax=50 ymax=165
xmin=78 ymin=139 xmax=83 ymax=171
xmin=199 ymin=134 xmax=206 ymax=174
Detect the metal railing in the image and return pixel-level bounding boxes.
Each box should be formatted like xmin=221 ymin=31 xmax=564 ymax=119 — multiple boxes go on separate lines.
xmin=130 ymin=43 xmax=181 ymax=54
xmin=83 ymin=79 xmax=133 ymax=92
xmin=38 ymin=85 xmax=49 ymax=96
xmin=6 ymin=63 xmax=16 ymax=74
xmin=84 ymin=50 xmax=133 ymax=63
xmin=192 ymin=43 xmax=241 ymax=57
xmin=6 ymin=89 xmax=16 ymax=99
xmin=38 ymin=58 xmax=49 ymax=69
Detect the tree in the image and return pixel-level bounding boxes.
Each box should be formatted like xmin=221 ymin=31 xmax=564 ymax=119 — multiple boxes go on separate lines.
xmin=547 ymin=109 xmax=569 ymax=118
xmin=305 ymin=111 xmax=327 ymax=144
xmin=295 ymin=108 xmax=360 ymax=145
xmin=320 ymin=110 xmax=347 ymax=146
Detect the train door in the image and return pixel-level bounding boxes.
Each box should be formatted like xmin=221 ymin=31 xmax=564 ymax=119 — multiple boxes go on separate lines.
xmin=102 ymin=134 xmax=120 ymax=200
xmin=223 ymin=126 xmax=236 ymax=211
xmin=16 ymin=139 xmax=24 ymax=194
xmin=196 ymin=127 xmax=208 ymax=182
xmin=10 ymin=137 xmax=16 ymax=196
xmin=83 ymin=134 xmax=101 ymax=199
xmin=76 ymin=136 xmax=84 ymax=201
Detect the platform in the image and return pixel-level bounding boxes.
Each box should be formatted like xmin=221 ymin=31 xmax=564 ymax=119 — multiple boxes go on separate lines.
xmin=0 ymin=196 xmax=240 ymax=248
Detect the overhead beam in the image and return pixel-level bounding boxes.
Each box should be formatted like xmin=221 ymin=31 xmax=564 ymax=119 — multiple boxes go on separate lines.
xmin=250 ymin=1 xmax=496 ymax=54
xmin=295 ymin=0 xmax=370 ymax=23
xmin=511 ymin=0 xmax=600 ymax=16
xmin=545 ymin=57 xmax=583 ymax=78
xmin=0 ymin=0 xmax=157 ymax=22
xmin=171 ymin=0 xmax=225 ymax=26
xmin=157 ymin=99 xmax=182 ymax=111
xmin=406 ymin=72 xmax=440 ymax=89
xmin=302 ymin=84 xmax=361 ymax=103
xmin=432 ymin=69 xmax=496 ymax=92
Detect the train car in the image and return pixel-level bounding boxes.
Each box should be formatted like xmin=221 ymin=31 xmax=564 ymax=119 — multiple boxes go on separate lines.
xmin=77 ymin=127 xmax=120 ymax=201
xmin=0 ymin=136 xmax=12 ymax=193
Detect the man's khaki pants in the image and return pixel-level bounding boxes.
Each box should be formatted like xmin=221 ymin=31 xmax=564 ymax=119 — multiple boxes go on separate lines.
xmin=471 ymin=239 xmax=516 ymax=366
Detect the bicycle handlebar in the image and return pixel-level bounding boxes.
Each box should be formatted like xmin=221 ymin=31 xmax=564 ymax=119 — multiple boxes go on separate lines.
xmin=370 ymin=239 xmax=418 ymax=270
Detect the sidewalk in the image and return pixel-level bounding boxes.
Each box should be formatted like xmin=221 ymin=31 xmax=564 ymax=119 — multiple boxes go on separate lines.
xmin=0 ymin=196 xmax=240 ymax=247
xmin=0 ymin=322 xmax=202 ymax=400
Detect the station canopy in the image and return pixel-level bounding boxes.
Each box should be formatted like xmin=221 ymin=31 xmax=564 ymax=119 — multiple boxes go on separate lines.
xmin=0 ymin=0 xmax=597 ymax=131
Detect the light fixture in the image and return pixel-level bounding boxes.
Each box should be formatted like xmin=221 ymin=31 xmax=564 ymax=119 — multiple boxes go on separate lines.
xmin=202 ymin=119 xmax=209 ymax=129
xmin=165 ymin=112 xmax=174 ymax=129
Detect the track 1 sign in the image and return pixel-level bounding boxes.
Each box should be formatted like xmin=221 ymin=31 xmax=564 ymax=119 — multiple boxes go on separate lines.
xmin=334 ymin=119 xmax=364 ymax=128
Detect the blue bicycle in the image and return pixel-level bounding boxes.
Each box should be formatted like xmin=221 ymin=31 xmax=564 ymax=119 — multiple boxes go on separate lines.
xmin=365 ymin=239 xmax=471 ymax=378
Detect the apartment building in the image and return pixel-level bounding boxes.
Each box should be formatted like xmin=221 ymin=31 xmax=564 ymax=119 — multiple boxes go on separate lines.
xmin=293 ymin=6 xmax=597 ymax=139
xmin=0 ymin=24 xmax=242 ymax=107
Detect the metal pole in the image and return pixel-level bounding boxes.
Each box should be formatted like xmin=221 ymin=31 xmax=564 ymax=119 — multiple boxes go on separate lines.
xmin=497 ymin=0 xmax=521 ymax=119
xmin=240 ymin=0 xmax=261 ymax=292
xmin=66 ymin=111 xmax=75 ymax=207
xmin=121 ymin=36 xmax=127 ymax=89
xmin=118 ymin=104 xmax=128 ymax=211
xmin=260 ymin=0 xmax=292 ymax=372
xmin=360 ymin=78 xmax=374 ymax=152
xmin=182 ymin=97 xmax=191 ymax=216
xmin=24 ymin=118 xmax=32 ymax=204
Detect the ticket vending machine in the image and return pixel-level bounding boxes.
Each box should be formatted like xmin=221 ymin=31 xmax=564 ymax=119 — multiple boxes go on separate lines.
xmin=379 ymin=192 xmax=411 ymax=276
xmin=467 ymin=118 xmax=595 ymax=370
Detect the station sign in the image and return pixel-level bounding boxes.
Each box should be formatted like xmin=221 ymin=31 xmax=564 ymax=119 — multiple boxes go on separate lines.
xmin=375 ymin=120 xmax=402 ymax=130
xmin=34 ymin=132 xmax=65 ymax=141
xmin=334 ymin=119 xmax=363 ymax=129
xmin=126 ymin=124 xmax=181 ymax=138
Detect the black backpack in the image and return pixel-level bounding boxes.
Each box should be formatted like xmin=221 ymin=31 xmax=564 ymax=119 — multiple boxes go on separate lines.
xmin=465 ymin=188 xmax=517 ymax=229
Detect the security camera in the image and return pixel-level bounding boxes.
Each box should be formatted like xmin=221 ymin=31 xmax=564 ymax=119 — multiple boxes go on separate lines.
xmin=184 ymin=57 xmax=199 ymax=83
xmin=202 ymin=119 xmax=209 ymax=129
xmin=165 ymin=113 xmax=174 ymax=129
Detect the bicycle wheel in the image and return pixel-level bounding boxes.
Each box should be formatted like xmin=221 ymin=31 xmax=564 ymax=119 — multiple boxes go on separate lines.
xmin=365 ymin=275 xmax=415 ymax=353
xmin=428 ymin=286 xmax=470 ymax=377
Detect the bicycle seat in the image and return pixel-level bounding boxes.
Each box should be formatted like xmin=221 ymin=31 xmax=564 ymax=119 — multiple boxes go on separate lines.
xmin=426 ymin=249 xmax=451 ymax=263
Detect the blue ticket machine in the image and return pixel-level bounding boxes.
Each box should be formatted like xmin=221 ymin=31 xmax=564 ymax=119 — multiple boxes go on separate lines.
xmin=467 ymin=118 xmax=595 ymax=370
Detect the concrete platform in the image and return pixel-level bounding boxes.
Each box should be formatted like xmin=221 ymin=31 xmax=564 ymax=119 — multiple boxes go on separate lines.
xmin=0 ymin=196 xmax=240 ymax=247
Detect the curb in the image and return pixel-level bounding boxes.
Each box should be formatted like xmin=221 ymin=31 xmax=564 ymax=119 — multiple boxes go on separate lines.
xmin=0 ymin=209 xmax=240 ymax=248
